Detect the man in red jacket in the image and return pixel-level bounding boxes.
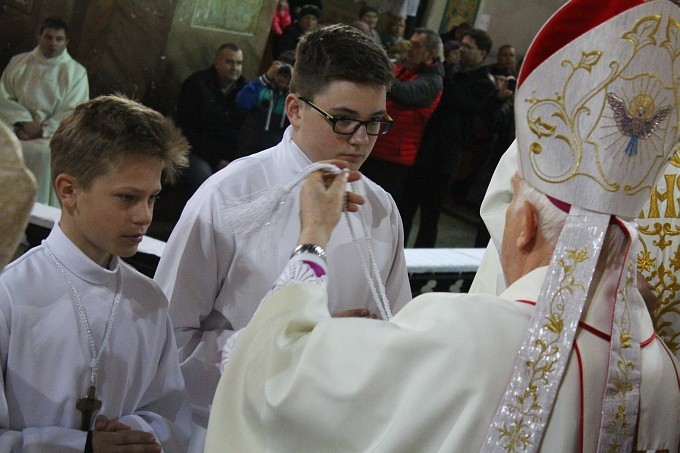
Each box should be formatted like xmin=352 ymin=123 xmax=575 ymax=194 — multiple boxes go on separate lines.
xmin=361 ymin=27 xmax=443 ymax=211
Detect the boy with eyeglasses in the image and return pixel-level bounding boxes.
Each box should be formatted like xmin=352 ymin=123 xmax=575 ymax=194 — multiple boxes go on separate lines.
xmin=155 ymin=24 xmax=411 ymax=451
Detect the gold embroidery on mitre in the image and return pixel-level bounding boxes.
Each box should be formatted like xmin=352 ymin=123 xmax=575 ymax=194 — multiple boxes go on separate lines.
xmin=669 ymin=148 xmax=680 ymax=168
xmin=496 ymin=248 xmax=588 ymax=451
xmin=524 ymin=13 xmax=679 ymax=195
xmin=638 ymin=165 xmax=680 ymax=358
xmin=604 ymin=263 xmax=637 ymax=452
xmin=622 ymin=14 xmax=662 ymax=51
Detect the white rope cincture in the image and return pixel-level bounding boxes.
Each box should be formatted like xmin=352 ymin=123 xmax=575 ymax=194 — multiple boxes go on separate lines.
xmin=344 ymin=205 xmax=392 ymax=320
xmin=43 ymin=244 xmax=123 ymax=388
xmin=224 ymin=162 xmax=392 ymax=320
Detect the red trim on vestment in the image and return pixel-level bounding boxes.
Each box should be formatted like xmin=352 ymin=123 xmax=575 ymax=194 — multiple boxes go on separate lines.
xmin=578 ymin=323 xmax=610 ymax=341
xmin=574 ymin=343 xmax=585 ymax=453
xmin=515 ymin=299 xmax=535 ymax=306
xmin=546 ymin=195 xmax=571 ymax=214
xmin=640 ymin=333 xmax=656 ymax=347
xmin=514 ymin=300 xmax=611 ymax=340
xmin=518 ymin=0 xmax=644 ymax=89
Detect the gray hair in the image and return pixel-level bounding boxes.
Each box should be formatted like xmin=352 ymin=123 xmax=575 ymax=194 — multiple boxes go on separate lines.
xmin=515 ymin=179 xmax=628 ymax=275
xmin=513 ymin=179 xmax=567 ymax=245
xmin=412 ymin=27 xmax=443 ymax=62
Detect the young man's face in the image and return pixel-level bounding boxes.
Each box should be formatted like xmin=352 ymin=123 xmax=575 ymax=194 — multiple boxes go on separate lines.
xmin=460 ymin=35 xmax=485 ymax=68
xmin=64 ymin=154 xmax=163 ymax=267
xmin=288 ymin=80 xmax=387 ymax=171
xmin=214 ymin=48 xmax=243 ymax=85
xmin=390 ymin=19 xmax=405 ymax=37
xmin=361 ymin=11 xmax=379 ymax=29
xmin=38 ymin=27 xmax=68 ymax=59
xmin=299 ymin=14 xmax=319 ymax=32
xmin=498 ymin=46 xmax=516 ymax=70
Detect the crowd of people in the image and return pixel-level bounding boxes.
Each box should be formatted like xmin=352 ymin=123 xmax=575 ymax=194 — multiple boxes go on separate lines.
xmin=0 ymin=0 xmax=679 ymax=452
xmin=274 ymin=3 xmax=522 ymax=250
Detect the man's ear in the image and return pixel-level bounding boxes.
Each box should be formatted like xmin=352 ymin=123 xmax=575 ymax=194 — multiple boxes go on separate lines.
xmin=54 ymin=173 xmax=78 ymax=209
xmin=285 ymin=94 xmax=302 ymax=127
xmin=517 ymin=200 xmax=538 ymax=251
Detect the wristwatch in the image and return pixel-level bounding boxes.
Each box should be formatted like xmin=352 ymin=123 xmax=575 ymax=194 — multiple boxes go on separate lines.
xmin=291 ymin=243 xmax=327 ymax=263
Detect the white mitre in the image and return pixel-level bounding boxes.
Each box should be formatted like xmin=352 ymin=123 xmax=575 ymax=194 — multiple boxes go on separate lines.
xmin=0 ymin=122 xmax=36 ymax=270
xmin=482 ymin=0 xmax=680 ymax=451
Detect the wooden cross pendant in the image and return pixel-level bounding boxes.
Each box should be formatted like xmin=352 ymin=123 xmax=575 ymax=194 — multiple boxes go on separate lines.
xmin=76 ymin=385 xmax=102 ymax=431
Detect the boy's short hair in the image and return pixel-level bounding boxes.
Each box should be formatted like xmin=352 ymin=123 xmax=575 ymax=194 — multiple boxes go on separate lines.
xmin=50 ymin=95 xmax=189 ymax=189
xmin=39 ymin=17 xmax=68 ymax=36
xmin=290 ymin=24 xmax=394 ymax=99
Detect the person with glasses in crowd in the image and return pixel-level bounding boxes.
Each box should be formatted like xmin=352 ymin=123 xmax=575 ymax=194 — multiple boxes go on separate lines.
xmin=401 ymin=28 xmax=497 ymax=248
xmin=154 ymin=24 xmax=411 ymax=451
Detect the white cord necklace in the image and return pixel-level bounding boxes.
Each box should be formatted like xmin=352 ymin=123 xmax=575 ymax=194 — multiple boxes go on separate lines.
xmin=225 ymin=162 xmax=393 ymax=320
xmin=344 ymin=189 xmax=392 ymax=320
xmin=43 ymin=244 xmax=123 ymax=430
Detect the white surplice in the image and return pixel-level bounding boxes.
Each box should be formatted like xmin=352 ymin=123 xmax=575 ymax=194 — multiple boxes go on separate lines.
xmin=155 ymin=126 xmax=412 ymax=427
xmin=205 ymin=258 xmax=680 ymax=452
xmin=0 ymin=225 xmax=191 ymax=452
xmin=0 ymin=47 xmax=89 ymax=206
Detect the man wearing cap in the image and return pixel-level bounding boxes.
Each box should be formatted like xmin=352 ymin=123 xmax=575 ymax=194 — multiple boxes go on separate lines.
xmin=272 ymin=4 xmax=321 ymax=59
xmin=205 ymin=0 xmax=680 ymax=451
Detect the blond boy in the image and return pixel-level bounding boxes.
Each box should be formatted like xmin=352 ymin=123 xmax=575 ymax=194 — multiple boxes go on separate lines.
xmin=0 ymin=95 xmax=191 ymax=452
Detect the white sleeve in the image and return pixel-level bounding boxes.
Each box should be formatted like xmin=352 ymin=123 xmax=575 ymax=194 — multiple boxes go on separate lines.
xmin=0 ymin=56 xmax=34 ymax=127
xmin=384 ymin=194 xmax=412 ymax=314
xmin=479 ymin=141 xmax=517 ymax=253
xmin=116 ymin=316 xmax=192 ymax=453
xmin=41 ymin=63 xmax=89 ymax=137
xmin=154 ymin=194 xmax=235 ymax=424
xmin=469 ymin=141 xmax=517 ymax=295
xmin=219 ymin=253 xmax=329 ymax=371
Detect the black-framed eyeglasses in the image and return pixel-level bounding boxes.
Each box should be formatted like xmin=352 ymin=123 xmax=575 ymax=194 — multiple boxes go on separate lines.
xmin=298 ymin=97 xmax=393 ymax=136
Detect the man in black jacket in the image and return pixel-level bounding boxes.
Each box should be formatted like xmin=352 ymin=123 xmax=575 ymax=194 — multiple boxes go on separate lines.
xmin=175 ymin=43 xmax=247 ymax=194
xmin=150 ymin=44 xmax=247 ymax=241
xmin=401 ymin=28 xmax=497 ymax=247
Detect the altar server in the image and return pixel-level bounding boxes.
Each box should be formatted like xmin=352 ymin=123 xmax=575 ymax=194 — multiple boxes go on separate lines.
xmin=0 ymin=95 xmax=191 ymax=452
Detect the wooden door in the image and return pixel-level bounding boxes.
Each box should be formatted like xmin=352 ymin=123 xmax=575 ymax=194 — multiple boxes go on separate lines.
xmin=75 ymin=0 xmax=178 ymax=113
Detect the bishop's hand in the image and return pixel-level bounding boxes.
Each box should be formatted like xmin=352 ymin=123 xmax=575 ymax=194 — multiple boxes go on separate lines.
xmin=298 ymin=160 xmax=364 ymax=249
